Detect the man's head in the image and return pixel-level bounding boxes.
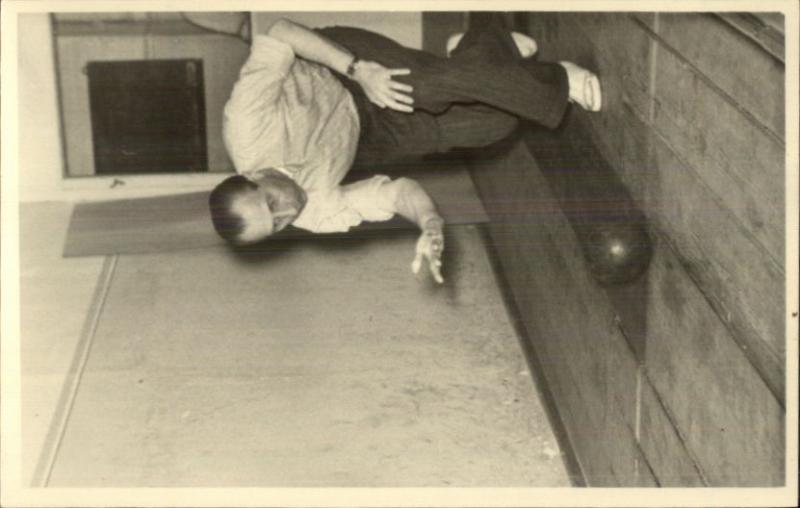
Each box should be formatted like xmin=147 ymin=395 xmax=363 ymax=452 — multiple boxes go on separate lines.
xmin=209 ymin=169 xmax=307 ymax=245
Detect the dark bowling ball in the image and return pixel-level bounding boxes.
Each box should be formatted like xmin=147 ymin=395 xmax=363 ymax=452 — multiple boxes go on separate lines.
xmin=582 ymin=221 xmax=653 ymax=286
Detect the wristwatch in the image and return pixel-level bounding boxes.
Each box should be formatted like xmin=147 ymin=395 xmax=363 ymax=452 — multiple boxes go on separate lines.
xmin=346 ymin=55 xmax=360 ymax=78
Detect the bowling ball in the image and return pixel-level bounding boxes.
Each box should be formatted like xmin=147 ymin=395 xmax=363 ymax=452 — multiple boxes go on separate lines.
xmin=581 ymin=221 xmax=653 ymax=286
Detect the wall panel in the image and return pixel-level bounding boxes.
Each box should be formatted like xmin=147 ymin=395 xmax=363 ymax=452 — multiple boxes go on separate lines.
xmin=18 ymin=14 xmax=67 ymax=199
xmin=652 ymin=43 xmax=784 ymax=262
xmin=645 ymin=240 xmax=785 ymax=485
xmin=649 ymin=137 xmax=785 ymax=399
xmin=639 ymin=372 xmax=707 ymax=486
xmin=656 ymin=13 xmax=784 ymax=139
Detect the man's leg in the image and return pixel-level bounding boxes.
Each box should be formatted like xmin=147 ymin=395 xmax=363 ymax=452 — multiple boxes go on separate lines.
xmin=317 ymin=19 xmax=569 ymax=128
xmin=324 ymin=23 xmax=519 ymax=165
xmin=435 ymin=104 xmax=519 ymax=153
xmin=352 ymin=104 xmax=519 ymax=167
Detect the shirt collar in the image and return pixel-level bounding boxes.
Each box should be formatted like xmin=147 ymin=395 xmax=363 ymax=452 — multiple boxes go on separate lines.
xmin=272 ymin=166 xmax=294 ymax=180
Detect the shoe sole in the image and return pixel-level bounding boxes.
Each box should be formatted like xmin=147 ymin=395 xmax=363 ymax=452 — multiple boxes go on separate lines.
xmin=585 ymin=73 xmax=602 ymax=112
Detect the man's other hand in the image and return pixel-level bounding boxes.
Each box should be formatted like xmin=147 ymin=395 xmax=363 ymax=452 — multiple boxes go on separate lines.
xmin=354 ymin=61 xmax=414 ymax=113
xmin=411 ymin=218 xmax=445 ymax=284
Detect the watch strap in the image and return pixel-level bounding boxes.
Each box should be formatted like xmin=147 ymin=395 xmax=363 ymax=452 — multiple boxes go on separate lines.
xmin=346 ymin=55 xmax=360 ymax=78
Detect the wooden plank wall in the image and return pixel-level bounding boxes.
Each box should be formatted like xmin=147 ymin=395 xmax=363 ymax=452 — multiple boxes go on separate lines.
xmin=509 ymin=12 xmax=785 ymax=485
xmin=522 ymin=12 xmax=786 ymax=397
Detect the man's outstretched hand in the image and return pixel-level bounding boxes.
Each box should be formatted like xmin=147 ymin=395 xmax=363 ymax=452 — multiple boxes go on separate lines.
xmin=353 ymin=61 xmax=414 ymax=113
xmin=411 ymin=218 xmax=445 ymax=284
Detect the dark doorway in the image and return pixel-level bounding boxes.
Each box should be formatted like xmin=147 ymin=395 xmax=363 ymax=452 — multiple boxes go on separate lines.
xmin=87 ymin=59 xmax=208 ymax=175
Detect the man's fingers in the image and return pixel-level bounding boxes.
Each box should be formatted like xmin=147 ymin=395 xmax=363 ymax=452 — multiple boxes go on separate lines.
xmin=425 ymin=249 xmax=444 ymax=283
xmin=367 ymin=92 xmax=387 ymax=109
xmin=429 ymin=260 xmax=444 ymax=284
xmin=413 ymin=231 xmax=445 ymax=283
xmin=389 ymin=68 xmax=411 ymax=76
xmin=411 ymin=253 xmax=423 ymax=274
xmin=390 ymin=82 xmax=414 ymax=93
xmin=393 ymin=92 xmax=414 ymax=105
xmin=430 ymin=238 xmax=444 ymax=257
xmin=387 ymin=100 xmax=413 ymax=113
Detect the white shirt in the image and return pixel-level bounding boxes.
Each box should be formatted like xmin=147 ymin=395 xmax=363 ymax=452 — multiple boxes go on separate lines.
xmin=223 ymin=35 xmax=395 ymax=233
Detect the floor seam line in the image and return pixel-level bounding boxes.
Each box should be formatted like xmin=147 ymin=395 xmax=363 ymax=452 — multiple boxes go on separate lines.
xmin=31 ymin=254 xmax=119 ymax=487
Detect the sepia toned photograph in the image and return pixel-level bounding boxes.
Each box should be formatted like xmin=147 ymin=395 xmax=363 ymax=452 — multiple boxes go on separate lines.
xmin=1 ymin=1 xmax=797 ymax=506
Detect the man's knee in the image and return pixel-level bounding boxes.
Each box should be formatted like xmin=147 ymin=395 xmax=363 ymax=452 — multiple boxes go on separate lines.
xmin=436 ymin=108 xmax=519 ymax=152
xmin=491 ymin=114 xmax=519 ymax=140
xmin=468 ymin=112 xmax=519 ymax=146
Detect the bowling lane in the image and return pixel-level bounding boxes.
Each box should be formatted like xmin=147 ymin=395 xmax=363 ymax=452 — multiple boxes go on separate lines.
xmin=46 ymin=225 xmax=570 ymax=487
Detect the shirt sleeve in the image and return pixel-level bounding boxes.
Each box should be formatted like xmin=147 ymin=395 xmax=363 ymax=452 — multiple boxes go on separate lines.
xmin=340 ymin=175 xmax=396 ymax=222
xmin=222 ymin=35 xmax=295 ymax=173
xmin=291 ymin=175 xmax=396 ymax=233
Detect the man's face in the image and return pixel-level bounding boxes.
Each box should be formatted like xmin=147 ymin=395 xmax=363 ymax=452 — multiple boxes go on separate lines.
xmin=232 ymin=169 xmax=308 ymax=244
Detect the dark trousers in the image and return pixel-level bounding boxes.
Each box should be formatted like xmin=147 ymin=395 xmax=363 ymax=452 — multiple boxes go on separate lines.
xmin=318 ymin=13 xmax=569 ymax=166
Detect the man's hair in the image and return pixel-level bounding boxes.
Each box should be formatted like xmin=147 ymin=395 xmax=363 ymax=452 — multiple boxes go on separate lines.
xmin=208 ymin=174 xmax=258 ymax=244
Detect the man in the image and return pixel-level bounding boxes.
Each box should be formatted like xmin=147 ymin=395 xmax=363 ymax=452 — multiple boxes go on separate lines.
xmin=209 ymin=13 xmax=601 ymax=284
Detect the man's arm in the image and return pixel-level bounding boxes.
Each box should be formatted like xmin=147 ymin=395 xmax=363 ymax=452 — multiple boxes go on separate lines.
xmin=223 ymin=36 xmax=294 ymax=173
xmin=267 ymin=18 xmax=414 ymax=112
xmin=385 ymin=178 xmax=446 ymax=284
